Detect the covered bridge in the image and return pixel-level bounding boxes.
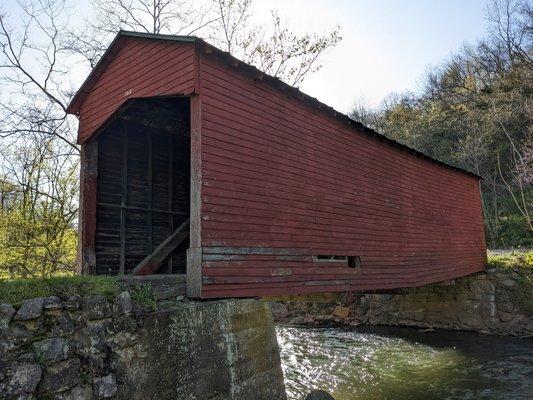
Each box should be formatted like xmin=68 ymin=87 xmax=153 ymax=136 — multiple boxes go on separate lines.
xmin=67 ymin=31 xmax=487 ymax=298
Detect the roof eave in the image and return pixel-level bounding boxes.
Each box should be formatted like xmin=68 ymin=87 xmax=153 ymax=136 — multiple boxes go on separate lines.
xmin=67 ymin=31 xmax=481 ymax=180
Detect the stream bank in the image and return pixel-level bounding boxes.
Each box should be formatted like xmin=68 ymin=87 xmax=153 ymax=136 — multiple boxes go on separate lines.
xmin=270 ymin=267 xmax=532 ymax=337
xmin=0 ymin=293 xmax=286 ymax=399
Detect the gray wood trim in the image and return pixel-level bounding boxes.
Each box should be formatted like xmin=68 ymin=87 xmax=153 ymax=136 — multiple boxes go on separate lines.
xmin=186 ymin=247 xmax=202 ymax=298
xmin=78 ymin=140 xmax=98 ymax=275
xmin=187 ymin=90 xmax=203 ymax=297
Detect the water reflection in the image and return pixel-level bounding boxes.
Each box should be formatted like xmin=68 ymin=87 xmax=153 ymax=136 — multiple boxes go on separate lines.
xmin=277 ymin=325 xmax=533 ymax=400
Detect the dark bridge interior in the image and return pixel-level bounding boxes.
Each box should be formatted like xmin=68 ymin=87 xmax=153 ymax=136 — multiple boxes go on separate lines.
xmin=94 ymin=97 xmax=190 ymax=275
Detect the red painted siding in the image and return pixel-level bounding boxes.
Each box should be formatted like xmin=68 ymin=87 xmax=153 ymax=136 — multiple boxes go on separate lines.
xmin=198 ymin=52 xmax=486 ymax=298
xmin=71 ymin=34 xmax=486 ymax=298
xmin=76 ymin=37 xmax=196 ymax=143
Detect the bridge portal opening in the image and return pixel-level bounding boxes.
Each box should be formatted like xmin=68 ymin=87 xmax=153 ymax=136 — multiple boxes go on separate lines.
xmin=94 ymin=97 xmax=190 ymax=275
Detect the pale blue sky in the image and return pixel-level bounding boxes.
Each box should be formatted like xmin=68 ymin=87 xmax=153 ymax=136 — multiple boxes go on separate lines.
xmin=1 ymin=0 xmax=490 ymax=112
xmin=264 ymin=0 xmax=489 ymax=111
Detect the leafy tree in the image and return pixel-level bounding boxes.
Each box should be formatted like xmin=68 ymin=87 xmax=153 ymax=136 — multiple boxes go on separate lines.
xmin=350 ymin=0 xmax=532 ymax=248
xmin=0 ymin=138 xmax=78 ymax=278
xmin=0 ymin=0 xmax=342 ymax=276
xmin=70 ymin=0 xmax=341 ymax=85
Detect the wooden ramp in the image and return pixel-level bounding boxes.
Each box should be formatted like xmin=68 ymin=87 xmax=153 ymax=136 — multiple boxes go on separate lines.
xmin=131 ymin=218 xmax=190 ymax=275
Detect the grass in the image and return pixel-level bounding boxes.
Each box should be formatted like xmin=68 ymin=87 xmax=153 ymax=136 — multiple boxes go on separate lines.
xmin=487 ymin=250 xmax=533 ymax=314
xmin=130 ymin=283 xmax=157 ymax=311
xmin=487 ymin=250 xmax=533 ymax=269
xmin=0 ymin=275 xmax=119 ymax=306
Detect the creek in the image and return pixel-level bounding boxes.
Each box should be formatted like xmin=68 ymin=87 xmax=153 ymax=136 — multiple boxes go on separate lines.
xmin=277 ymin=325 xmax=532 ymax=400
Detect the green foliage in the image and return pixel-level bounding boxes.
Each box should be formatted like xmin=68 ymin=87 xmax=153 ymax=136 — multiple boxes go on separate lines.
xmin=0 ymin=139 xmax=79 ymax=278
xmin=350 ymin=0 xmax=532 ymax=248
xmin=488 ymin=251 xmax=533 ymax=313
xmin=131 ymin=283 xmax=157 ymax=311
xmin=0 ymin=207 xmax=78 ymax=277
xmin=513 ymin=272 xmax=533 ymax=314
xmin=0 ymin=275 xmax=118 ymax=306
xmin=487 ymin=250 xmax=533 ymax=269
xmin=489 ymin=215 xmax=533 ymax=248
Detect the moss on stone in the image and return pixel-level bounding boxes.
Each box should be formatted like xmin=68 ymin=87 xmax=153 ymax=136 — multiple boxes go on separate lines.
xmin=487 ymin=251 xmax=533 ymax=314
xmin=0 ymin=275 xmax=118 ymax=306
xmin=511 ymin=272 xmax=533 ymax=314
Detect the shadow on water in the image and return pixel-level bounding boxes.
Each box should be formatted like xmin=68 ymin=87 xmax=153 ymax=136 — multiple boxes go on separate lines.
xmin=276 ymin=325 xmax=533 ymax=400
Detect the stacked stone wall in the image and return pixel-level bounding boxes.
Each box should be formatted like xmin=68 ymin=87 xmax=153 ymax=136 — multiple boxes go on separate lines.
xmin=271 ymin=268 xmax=532 ymax=337
xmin=0 ymin=293 xmax=286 ymax=399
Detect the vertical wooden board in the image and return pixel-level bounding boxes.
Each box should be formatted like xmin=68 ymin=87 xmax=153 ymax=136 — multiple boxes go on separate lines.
xmin=92 ymin=97 xmax=192 ymax=276
xmin=95 ymin=205 xmax=121 ymax=275
xmin=172 ymin=123 xmax=191 ymax=215
xmin=171 ymin=238 xmax=189 ymax=274
xmin=94 ymin=122 xmax=123 ymax=274
xmin=151 ymin=130 xmax=171 ymax=210
xmin=125 ymin=210 xmax=149 ymax=273
xmin=187 ymin=92 xmax=203 ymax=297
xmin=125 ymin=125 xmax=149 ymax=208
xmin=79 ymin=140 xmax=98 ymax=275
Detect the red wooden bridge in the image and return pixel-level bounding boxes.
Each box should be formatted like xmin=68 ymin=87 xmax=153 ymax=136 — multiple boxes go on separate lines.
xmin=67 ymin=31 xmax=487 ymax=299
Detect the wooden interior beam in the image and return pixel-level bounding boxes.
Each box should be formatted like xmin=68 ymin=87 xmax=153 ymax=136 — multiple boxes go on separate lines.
xmin=131 ymin=218 xmax=190 ymax=275
xmin=166 ymin=134 xmax=174 ymax=273
xmin=119 ymin=125 xmax=128 ymax=275
xmin=147 ymin=130 xmax=153 ymax=254
xmin=96 ymin=202 xmax=187 ymax=216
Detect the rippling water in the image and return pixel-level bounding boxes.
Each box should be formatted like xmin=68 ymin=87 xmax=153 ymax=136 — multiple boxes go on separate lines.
xmin=277 ymin=326 xmax=533 ymax=400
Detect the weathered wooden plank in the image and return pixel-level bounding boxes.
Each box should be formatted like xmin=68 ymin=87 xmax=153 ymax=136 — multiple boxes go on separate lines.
xmin=166 ymin=133 xmax=174 ymax=273
xmin=119 ymin=126 xmax=128 ymax=275
xmin=78 ymin=140 xmax=98 ymax=275
xmin=131 ymin=218 xmax=190 ymax=275
xmin=186 ymin=92 xmax=203 ymax=297
xmin=147 ymin=130 xmax=153 ymax=253
xmin=202 ymin=247 xmax=310 ymax=256
xmin=96 ymin=202 xmax=187 ymax=216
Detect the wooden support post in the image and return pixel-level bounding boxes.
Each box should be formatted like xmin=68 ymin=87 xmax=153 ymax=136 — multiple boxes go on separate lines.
xmin=167 ymin=134 xmax=174 ymax=273
xmin=78 ymin=139 xmax=98 ymax=275
xmin=119 ymin=125 xmax=128 ymax=275
xmin=147 ymin=130 xmax=153 ymax=254
xmin=187 ymin=93 xmax=203 ymax=298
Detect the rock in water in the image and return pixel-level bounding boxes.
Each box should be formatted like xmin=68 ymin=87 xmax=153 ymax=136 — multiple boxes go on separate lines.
xmin=305 ymin=389 xmax=335 ymax=400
